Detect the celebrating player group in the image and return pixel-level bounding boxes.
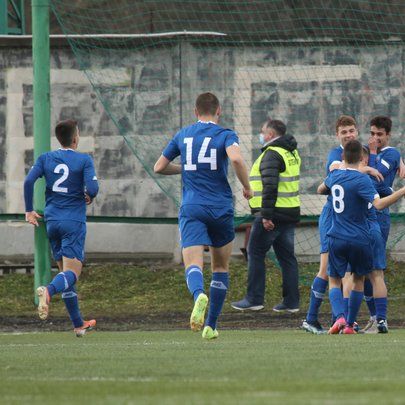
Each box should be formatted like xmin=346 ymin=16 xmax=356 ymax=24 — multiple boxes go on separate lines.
xmin=303 ymin=115 xmax=405 ymax=335
xmin=24 ymin=93 xmax=404 ymax=338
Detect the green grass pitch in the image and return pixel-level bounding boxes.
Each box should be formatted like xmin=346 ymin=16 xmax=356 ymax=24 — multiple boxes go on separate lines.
xmin=1 ymin=330 xmax=405 ymax=404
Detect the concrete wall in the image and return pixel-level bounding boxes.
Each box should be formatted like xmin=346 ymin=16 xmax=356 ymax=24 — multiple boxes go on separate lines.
xmin=1 ymin=42 xmax=405 ymax=259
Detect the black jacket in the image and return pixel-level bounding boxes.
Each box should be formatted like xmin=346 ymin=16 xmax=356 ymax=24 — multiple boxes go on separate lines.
xmin=251 ymin=134 xmax=300 ymax=223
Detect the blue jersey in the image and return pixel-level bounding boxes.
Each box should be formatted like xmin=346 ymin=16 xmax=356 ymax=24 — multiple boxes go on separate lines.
xmin=162 ymin=121 xmax=239 ymax=208
xmin=324 ymin=145 xmax=344 ymax=207
xmin=325 ymin=145 xmax=344 ymax=177
xmin=24 ymin=149 xmax=99 ymax=223
xmin=325 ymin=169 xmax=379 ymax=245
xmin=369 ymin=146 xmax=400 ymax=197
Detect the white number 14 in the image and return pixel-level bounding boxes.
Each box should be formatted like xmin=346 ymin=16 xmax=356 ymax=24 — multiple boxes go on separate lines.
xmin=184 ymin=137 xmax=217 ymax=171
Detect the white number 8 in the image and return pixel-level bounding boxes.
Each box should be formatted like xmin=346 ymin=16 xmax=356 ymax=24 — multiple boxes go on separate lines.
xmin=52 ymin=164 xmax=69 ymax=193
xmin=331 ymin=184 xmax=344 ymax=213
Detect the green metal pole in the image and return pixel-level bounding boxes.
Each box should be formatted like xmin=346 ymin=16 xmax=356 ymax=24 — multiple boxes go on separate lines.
xmin=0 ymin=0 xmax=7 ymax=34
xmin=20 ymin=0 xmax=26 ymax=35
xmin=32 ymin=0 xmax=51 ymax=303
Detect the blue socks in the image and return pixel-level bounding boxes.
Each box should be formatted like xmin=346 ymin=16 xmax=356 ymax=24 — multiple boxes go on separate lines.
xmin=185 ymin=265 xmax=204 ymax=301
xmin=306 ymin=277 xmax=327 ymax=322
xmin=364 ymin=278 xmax=377 ymax=317
xmin=47 ymin=270 xmax=77 ymax=297
xmin=329 ymin=288 xmax=345 ymax=319
xmin=347 ymin=290 xmax=364 ymax=326
xmin=375 ymin=297 xmax=387 ymax=321
xmin=62 ymin=285 xmax=84 ymax=328
xmin=343 ymin=297 xmax=349 ymax=319
xmin=206 ymin=272 xmax=229 ymax=330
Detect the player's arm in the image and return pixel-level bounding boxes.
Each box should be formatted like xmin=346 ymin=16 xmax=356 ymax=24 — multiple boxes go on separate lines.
xmin=317 ymin=181 xmax=330 ymax=195
xmin=398 ymin=157 xmax=405 ymax=179
xmin=359 ymin=165 xmax=384 ymax=182
xmin=329 ymin=161 xmax=343 ymax=172
xmin=372 ymin=186 xmax=405 ymax=210
xmin=153 ymin=155 xmax=182 ymax=175
xmin=226 ymin=144 xmax=252 ymax=199
xmin=83 ymin=156 xmax=99 ymax=204
xmin=24 ymin=156 xmax=44 ymax=226
xmin=154 ymin=135 xmax=182 ymax=175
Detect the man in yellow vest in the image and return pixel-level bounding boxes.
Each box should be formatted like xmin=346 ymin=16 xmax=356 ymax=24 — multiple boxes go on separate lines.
xmin=232 ymin=119 xmax=301 ymax=312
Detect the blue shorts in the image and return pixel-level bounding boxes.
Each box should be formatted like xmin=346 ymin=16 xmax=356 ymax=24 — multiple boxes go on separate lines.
xmin=319 ymin=203 xmax=332 ymax=254
xmin=327 ymin=237 xmax=373 ymax=278
xmin=46 ymin=220 xmax=86 ymax=262
xmin=370 ymin=228 xmax=386 ymax=270
xmin=179 ymin=204 xmax=235 ymax=249
xmin=376 ymin=209 xmax=390 ymax=245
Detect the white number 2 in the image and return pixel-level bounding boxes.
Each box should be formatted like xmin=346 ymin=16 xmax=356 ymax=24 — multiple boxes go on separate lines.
xmin=52 ymin=164 xmax=69 ymax=193
xmin=184 ymin=137 xmax=217 ymax=171
xmin=331 ymin=184 xmax=344 ymax=213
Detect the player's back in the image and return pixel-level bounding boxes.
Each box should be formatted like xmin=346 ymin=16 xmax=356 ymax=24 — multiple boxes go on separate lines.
xmin=326 ymin=169 xmax=378 ymax=245
xmin=164 ymin=121 xmax=239 ymax=208
xmin=40 ymin=149 xmax=96 ymax=222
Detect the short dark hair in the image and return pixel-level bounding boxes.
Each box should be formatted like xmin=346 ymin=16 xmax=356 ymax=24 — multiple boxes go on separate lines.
xmin=265 ymin=119 xmax=286 ymax=136
xmin=195 ymin=92 xmax=220 ymax=116
xmin=335 ymin=115 xmax=356 ymax=133
xmin=55 ymin=119 xmax=78 ymax=147
xmin=344 ymin=139 xmax=362 ymax=164
xmin=370 ymin=116 xmax=392 ymax=133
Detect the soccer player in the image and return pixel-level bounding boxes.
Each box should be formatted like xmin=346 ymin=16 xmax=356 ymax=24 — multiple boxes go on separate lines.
xmin=302 ymin=116 xmax=382 ymax=334
xmin=358 ymin=146 xmax=391 ymax=333
xmin=361 ymin=116 xmax=402 ymax=332
xmin=363 ymin=116 xmax=402 ymax=333
xmin=24 ymin=120 xmax=99 ymax=337
xmin=154 ymin=92 xmax=252 ymax=339
xmin=317 ymin=140 xmax=405 ymax=334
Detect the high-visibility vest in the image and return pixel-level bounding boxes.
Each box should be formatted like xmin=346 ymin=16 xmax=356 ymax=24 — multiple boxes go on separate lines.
xmin=249 ymin=145 xmax=301 ymax=209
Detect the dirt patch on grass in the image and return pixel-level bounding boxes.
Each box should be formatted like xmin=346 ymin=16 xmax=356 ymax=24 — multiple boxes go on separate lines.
xmin=1 ymin=312 xmax=404 ymax=333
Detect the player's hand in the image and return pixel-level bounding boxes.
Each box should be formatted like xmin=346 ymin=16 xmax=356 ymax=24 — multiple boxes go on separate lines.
xmin=398 ymin=158 xmax=405 ymax=179
xmin=25 ymin=211 xmax=42 ymax=227
xmin=85 ymin=193 xmax=93 ymax=205
xmin=329 ymin=162 xmax=341 ymax=172
xmin=368 ymin=167 xmax=384 ymax=182
xmin=262 ymin=218 xmax=275 ymax=231
xmin=368 ymin=136 xmax=378 ymax=154
xmin=243 ymin=188 xmax=253 ymax=200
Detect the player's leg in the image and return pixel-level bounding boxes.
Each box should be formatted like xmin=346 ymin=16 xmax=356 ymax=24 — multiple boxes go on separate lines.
xmin=272 ymin=223 xmax=299 ymax=312
xmin=369 ymin=270 xmax=388 ymax=333
xmin=303 ymin=252 xmax=328 ymax=334
xmin=328 ymin=276 xmax=346 ymax=334
xmin=36 ymin=221 xmax=63 ymax=320
xmin=342 ymin=271 xmax=354 ymax=319
xmin=45 ymin=221 xmax=83 ymax=300
xmin=343 ymin=241 xmax=373 ymax=334
xmin=303 ymin=205 xmax=331 ymax=333
xmin=60 ymin=222 xmax=96 ymax=336
xmin=344 ymin=274 xmax=364 ymax=334
xmin=328 ymin=238 xmax=347 ymax=334
xmin=232 ymin=216 xmax=276 ymax=310
xmin=362 ymin=277 xmax=377 ymax=327
xmin=183 ymin=245 xmax=205 ymax=299
xmin=361 ymin=228 xmax=387 ymax=333
xmin=202 ymin=241 xmax=233 ymax=339
xmin=180 ymin=206 xmax=210 ymax=331
xmin=183 ymin=246 xmax=208 ymax=332
xmin=202 ymin=207 xmax=234 ymax=339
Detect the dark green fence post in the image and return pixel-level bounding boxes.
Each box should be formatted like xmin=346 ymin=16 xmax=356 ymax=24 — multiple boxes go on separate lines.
xmin=32 ymin=0 xmax=51 ymax=303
